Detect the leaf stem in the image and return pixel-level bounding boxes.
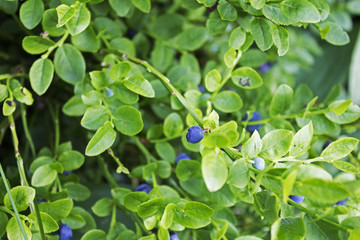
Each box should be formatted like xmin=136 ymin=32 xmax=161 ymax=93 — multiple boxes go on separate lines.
xmin=20 ymin=103 xmax=36 ymax=158
xmin=0 ymin=163 xmax=29 ymax=240
xmin=42 ymin=31 xmax=69 ymax=59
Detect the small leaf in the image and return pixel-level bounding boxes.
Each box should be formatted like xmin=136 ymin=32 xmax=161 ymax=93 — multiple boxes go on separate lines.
xmin=19 ymin=0 xmax=44 ymax=30
xmin=123 ymin=75 xmax=155 ymax=98
xmin=81 ymin=230 xmax=106 ymax=240
xmin=271 ymin=24 xmax=290 ymax=56
xmin=280 ymin=0 xmax=321 ymax=23
xmin=31 ymin=164 xmax=57 ymax=187
xmin=217 ymin=0 xmax=237 ymax=21
xmin=228 ymin=159 xmax=250 ymax=188
xmin=260 ymin=129 xmax=294 ymax=160
xmin=241 ymin=130 xmax=262 ymax=159
xmin=183 ymin=201 xmax=214 ymax=219
xmin=85 ymin=121 xmax=117 ymax=156
xmin=333 ymin=160 xmax=359 ymax=173
xmin=231 ymin=67 xmax=263 ymax=89
xmin=4 ymin=186 xmax=35 ymax=212
xmin=92 ymin=198 xmax=113 ymax=217
xmin=288 ymin=122 xmax=313 ymax=157
xmin=213 ymin=91 xmax=243 ymax=113
xmin=202 ymin=151 xmax=228 ymax=192
xmin=251 ymin=18 xmax=273 ymax=51
xmin=320 ymin=137 xmax=358 ymax=161
xmin=132 ymin=0 xmax=151 ymax=13
xmin=56 ymin=4 xmax=76 ymax=27
xmin=160 ymin=203 xmax=175 ymax=229
xmin=270 ymin=84 xmax=293 ymax=116
xmin=205 ymin=69 xmax=222 ymax=92
xmin=66 ymin=4 xmax=91 ymax=36
xmin=176 ymin=26 xmax=208 ymax=51
xmin=22 ymin=36 xmax=55 ymax=55
xmin=29 ymin=58 xmax=54 ymax=95
xmin=113 ymin=105 xmax=143 ymax=136
xmin=163 ymin=113 xmax=183 ymax=138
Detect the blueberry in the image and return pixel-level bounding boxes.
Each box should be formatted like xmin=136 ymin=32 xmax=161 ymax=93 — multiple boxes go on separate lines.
xmin=106 ymin=88 xmax=114 ymax=97
xmin=242 ymin=111 xmax=262 ymax=132
xmin=198 ymin=85 xmax=205 ymax=93
xmin=176 ymin=153 xmax=191 ymax=164
xmin=252 ymin=157 xmax=265 ymax=171
xmin=186 ymin=126 xmax=204 ymax=143
xmin=336 ymin=198 xmax=347 ymax=206
xmin=289 ymin=195 xmax=305 ymax=204
xmin=136 ymin=183 xmax=152 ymax=194
xmin=258 ymin=63 xmax=272 ymax=73
xmin=62 ymin=170 xmax=72 ymax=175
xmin=170 ymin=231 xmax=179 ymax=240
xmin=58 ymin=224 xmax=72 ymax=240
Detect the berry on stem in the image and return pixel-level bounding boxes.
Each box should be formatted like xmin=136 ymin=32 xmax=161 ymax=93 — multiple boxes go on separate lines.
xmin=252 ymin=157 xmax=265 ymax=171
xmin=289 ymin=195 xmax=305 ymax=204
xmin=242 ymin=111 xmax=262 ymax=132
xmin=186 ymin=126 xmax=204 ymax=143
xmin=136 ymin=183 xmax=152 ymax=194
xmin=170 ymin=231 xmax=179 ymax=240
xmin=176 ymin=153 xmax=191 ymax=163
xmin=58 ymin=224 xmax=72 ymax=240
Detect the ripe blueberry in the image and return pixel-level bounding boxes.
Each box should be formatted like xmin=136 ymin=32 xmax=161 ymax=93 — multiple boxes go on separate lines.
xmin=176 ymin=153 xmax=191 ymax=164
xmin=252 ymin=157 xmax=265 ymax=171
xmin=198 ymin=85 xmax=205 ymax=93
xmin=63 ymin=170 xmax=72 ymax=175
xmin=242 ymin=111 xmax=262 ymax=132
xmin=186 ymin=126 xmax=204 ymax=143
xmin=136 ymin=183 xmax=152 ymax=194
xmin=58 ymin=224 xmax=72 ymax=240
xmin=258 ymin=63 xmax=272 ymax=73
xmin=289 ymin=195 xmax=305 ymax=204
xmin=336 ymin=198 xmax=347 ymax=206
xmin=170 ymin=231 xmax=179 ymax=240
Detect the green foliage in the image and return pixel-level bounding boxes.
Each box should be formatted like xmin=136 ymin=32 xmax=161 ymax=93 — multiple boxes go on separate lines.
xmin=0 ymin=0 xmax=359 ymax=239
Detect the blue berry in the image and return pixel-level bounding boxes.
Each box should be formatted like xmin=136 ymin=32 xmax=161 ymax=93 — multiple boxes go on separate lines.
xmin=37 ymin=199 xmax=47 ymax=204
xmin=63 ymin=170 xmax=72 ymax=175
xmin=59 ymin=224 xmax=72 ymax=240
xmin=198 ymin=85 xmax=205 ymax=93
xmin=186 ymin=126 xmax=204 ymax=143
xmin=136 ymin=184 xmax=152 ymax=194
xmin=242 ymin=111 xmax=262 ymax=132
xmin=106 ymin=88 xmax=114 ymax=97
xmin=252 ymin=157 xmax=265 ymax=171
xmin=336 ymin=198 xmax=347 ymax=206
xmin=289 ymin=195 xmax=305 ymax=204
xmin=258 ymin=63 xmax=272 ymax=73
xmin=176 ymin=153 xmax=191 ymax=164
xmin=170 ymin=231 xmax=179 ymax=240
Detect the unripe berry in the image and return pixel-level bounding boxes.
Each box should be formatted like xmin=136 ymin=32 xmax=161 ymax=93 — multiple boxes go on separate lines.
xmin=136 ymin=183 xmax=152 ymax=194
xmin=186 ymin=126 xmax=204 ymax=143
xmin=289 ymin=195 xmax=305 ymax=204
xmin=176 ymin=153 xmax=191 ymax=164
xmin=252 ymin=157 xmax=265 ymax=171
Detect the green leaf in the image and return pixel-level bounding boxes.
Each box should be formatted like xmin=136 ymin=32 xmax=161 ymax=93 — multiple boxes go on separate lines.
xmin=81 ymin=230 xmax=106 ymax=240
xmin=71 ymin=26 xmax=100 ymax=53
xmin=58 ymin=150 xmax=85 ymax=171
xmin=150 ymin=41 xmax=174 ymax=73
xmin=0 ymin=84 xmax=8 ymax=102
xmin=296 ymin=114 xmax=336 ymax=135
xmin=132 ymin=0 xmax=151 ymax=13
xmin=92 ymin=198 xmax=113 ymax=217
xmin=28 ymin=212 xmax=58 ymax=233
xmin=262 ymin=3 xmax=296 ymax=25
xmin=19 ymin=0 xmax=44 ymax=30
xmin=0 ymin=211 xmax=8 ymax=237
xmin=110 ymin=62 xmax=131 ymax=81
xmin=228 ymin=158 xmax=250 ymax=188
xmin=271 ymin=24 xmax=289 ymax=56
xmin=81 ymin=106 xmax=109 ymax=130
xmin=39 ymin=198 xmax=73 ymax=221
xmin=123 ymin=75 xmax=155 ymax=98
xmin=250 ymin=0 xmax=265 ymax=10
xmin=224 ymin=47 xmax=238 ymax=68
xmin=150 ymin=13 xmax=184 ymax=40
xmin=333 ymin=160 xmax=359 ymax=173
xmin=155 ymin=161 xmax=171 ymax=179
xmin=270 ymin=84 xmax=293 ymax=116
xmin=318 ymin=21 xmax=350 ymax=46
xmin=176 ymin=26 xmax=208 ymax=51
xmin=301 ymin=178 xmax=349 ymax=204
xmin=173 ymin=211 xmax=211 ymax=229
xmin=241 ymin=130 xmax=262 ymax=159
xmin=325 ymin=103 xmax=360 ymax=124
xmin=231 ymin=67 xmax=263 ymax=89
xmin=42 ymin=9 xmax=66 ymax=37
xmin=282 ymin=171 xmax=297 ymax=202
xmin=29 ymin=58 xmax=54 ymax=96
xmin=124 ymin=192 xmax=150 ymax=212
xmin=22 ymin=36 xmax=55 ymax=55
xmin=12 ymin=87 xmax=32 ymax=106
xmin=271 ymin=218 xmax=305 ymax=240
xmin=137 ymin=198 xmax=163 ymax=218
xmin=62 ymin=211 xmax=86 ymax=229
xmin=64 ymin=182 xmax=91 ymax=201
xmin=320 ymin=137 xmax=358 ymax=161
xmin=62 ymin=96 xmax=87 ymax=117
xmin=113 ymin=105 xmax=143 ymax=136
xmin=163 ymin=112 xmax=183 ymax=138
xmin=4 ymin=186 xmax=35 ymax=212
xmin=66 ymin=5 xmax=91 ymax=35
xmin=158 ymin=226 xmax=169 ymax=240
xmin=112 ymin=82 xmax=139 ymax=104
xmin=308 ymin=0 xmax=330 ymax=20
xmin=217 ymin=0 xmax=237 ymax=21
xmin=31 ymin=164 xmax=57 ymax=187
xmin=56 ymin=4 xmax=76 ymax=27
xmin=205 ymin=69 xmax=222 ymax=92
xmin=6 ymin=217 xmax=32 ymax=240
xmin=160 ymin=203 xmax=175 ymax=229
xmin=213 ymin=91 xmax=243 ymax=113
xmin=202 ymin=121 xmax=239 ymax=148
xmin=85 ymin=121 xmax=117 ymax=156
xmin=250 ymin=18 xmax=273 ymax=51
xmin=109 ymin=0 xmax=132 ymax=16
xmin=329 ymin=99 xmax=352 ymax=115
xmin=202 ymin=151 xmax=228 ymax=192
xmin=110 ymin=37 xmax=136 ymax=56
xmin=155 ymin=142 xmax=176 ymax=163
xmin=280 ymin=0 xmax=321 ymax=23
xmin=2 ymin=98 xmax=16 ymax=116
xmin=254 ymin=191 xmax=280 ymax=224
xmin=183 ymin=201 xmax=214 ymax=219
xmin=288 ymin=122 xmax=313 ymax=158
xmin=54 ymin=44 xmax=85 ymax=84
xmin=176 ymin=160 xmax=200 ymax=181
xmin=260 ymin=129 xmax=294 ymax=160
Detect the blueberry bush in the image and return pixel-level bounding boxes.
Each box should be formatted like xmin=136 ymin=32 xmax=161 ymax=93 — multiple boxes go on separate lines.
xmin=1 ymin=0 xmax=360 ymax=239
